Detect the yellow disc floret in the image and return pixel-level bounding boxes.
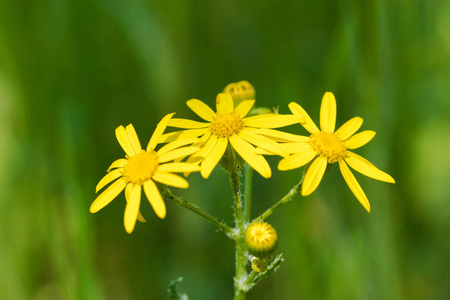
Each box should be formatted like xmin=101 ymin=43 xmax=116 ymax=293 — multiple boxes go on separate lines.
xmin=209 ymin=112 xmax=244 ymax=138
xmin=245 ymin=222 xmax=277 ymax=258
xmin=122 ymin=150 xmax=159 ymax=185
xmin=309 ymin=132 xmax=347 ymax=164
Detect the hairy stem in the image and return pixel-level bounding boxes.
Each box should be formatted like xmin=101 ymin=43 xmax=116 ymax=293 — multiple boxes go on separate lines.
xmin=243 ymin=164 xmax=253 ymax=222
xmin=228 ymin=163 xmax=247 ymax=300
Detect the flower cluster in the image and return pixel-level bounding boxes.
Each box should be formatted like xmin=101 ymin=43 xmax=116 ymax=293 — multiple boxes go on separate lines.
xmin=91 ymin=81 xmax=394 ymax=233
xmin=90 ymin=115 xmax=201 ymax=233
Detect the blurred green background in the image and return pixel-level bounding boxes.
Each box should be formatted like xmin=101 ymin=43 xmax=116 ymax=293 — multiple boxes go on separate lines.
xmin=1 ymin=0 xmax=450 ymax=299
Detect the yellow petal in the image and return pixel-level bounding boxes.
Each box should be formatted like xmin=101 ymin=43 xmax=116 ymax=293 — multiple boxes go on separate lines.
xmin=184 ymin=154 xmax=206 ymax=176
xmin=147 ymin=113 xmax=175 ymax=151
xmin=157 ymin=137 xmax=199 ymax=156
xmin=167 ymin=118 xmax=210 ymax=129
xmin=159 ymin=128 xmax=209 ymax=143
xmin=288 ymin=102 xmax=319 ymax=133
xmin=229 ymin=134 xmax=271 ymax=178
xmin=124 ymin=184 xmax=141 ymax=233
xmin=187 ymin=99 xmax=216 ymax=122
xmin=143 ymin=180 xmax=166 ymax=218
xmin=96 ymin=169 xmax=123 ymax=193
xmin=188 ymin=133 xmax=217 ymax=163
xmin=255 ymin=145 xmax=293 ymax=156
xmin=255 ymin=128 xmax=309 ymax=143
xmin=158 ymin=162 xmax=201 ymax=173
xmin=335 ymin=117 xmax=363 ymax=140
xmin=234 ymin=100 xmax=255 ymax=118
xmin=255 ymin=147 xmax=276 ymax=156
xmin=255 ymin=142 xmax=310 ymax=156
xmin=125 ymin=184 xmax=146 ymax=223
xmin=197 ymin=130 xmax=212 ymax=143
xmin=244 ymin=114 xmax=300 ymax=128
xmin=137 ymin=212 xmax=146 ymax=223
xmin=338 ymin=160 xmax=370 ymax=212
xmin=153 ymin=171 xmax=189 ymax=188
xmin=126 ymin=124 xmax=142 ymax=153
xmin=158 ymin=146 xmax=199 ymax=163
xmin=355 ymin=153 xmax=376 ymax=167
xmin=107 ymin=158 xmax=127 ymax=172
xmin=345 ymin=152 xmax=395 ymax=183
xmin=115 ymin=125 xmax=136 ymax=157
xmin=301 ymin=157 xmax=327 ymax=196
xmin=320 ymin=92 xmax=337 ymax=133
xmin=193 ymin=130 xmax=212 ymax=148
xmin=180 ymin=135 xmax=213 ymax=178
xmin=278 ymin=147 xmax=316 ymax=170
xmin=345 ymin=131 xmax=376 ymax=149
xmin=200 ymin=137 xmax=228 ymax=178
xmin=125 ymin=182 xmax=131 ymax=198
xmin=239 ymin=129 xmax=288 ymax=157
xmin=280 ymin=142 xmax=312 ymax=154
xmin=216 ymin=93 xmax=234 ymax=114
xmin=90 ymin=179 xmax=127 ymax=213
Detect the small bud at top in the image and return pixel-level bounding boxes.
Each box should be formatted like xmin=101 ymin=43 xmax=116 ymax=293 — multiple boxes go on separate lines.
xmin=224 ymin=80 xmax=255 ymax=103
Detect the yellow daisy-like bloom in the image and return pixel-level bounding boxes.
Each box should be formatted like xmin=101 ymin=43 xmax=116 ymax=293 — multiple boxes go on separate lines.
xmin=278 ymin=92 xmax=395 ymax=212
xmin=163 ymin=93 xmax=301 ymax=179
xmin=245 ymin=222 xmax=277 ymax=258
xmin=224 ymin=80 xmax=255 ymax=102
xmin=90 ymin=113 xmax=200 ymax=233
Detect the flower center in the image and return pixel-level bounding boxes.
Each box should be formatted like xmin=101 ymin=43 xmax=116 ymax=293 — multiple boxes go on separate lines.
xmin=209 ymin=112 xmax=244 ymax=138
xmin=309 ymin=131 xmax=348 ymax=164
xmin=122 ymin=150 xmax=159 ymax=185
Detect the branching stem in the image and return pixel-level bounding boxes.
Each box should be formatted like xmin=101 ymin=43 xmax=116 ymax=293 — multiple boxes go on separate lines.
xmin=253 ymin=171 xmax=305 ymax=223
xmin=162 ymin=187 xmax=234 ymax=238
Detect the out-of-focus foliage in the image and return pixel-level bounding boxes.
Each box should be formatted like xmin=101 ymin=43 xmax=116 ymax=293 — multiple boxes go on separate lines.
xmin=0 ymin=0 xmax=449 ymax=299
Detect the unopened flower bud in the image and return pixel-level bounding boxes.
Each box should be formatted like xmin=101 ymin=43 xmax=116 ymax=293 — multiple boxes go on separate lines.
xmin=245 ymin=222 xmax=277 ymax=258
xmin=224 ymin=80 xmax=255 ymax=103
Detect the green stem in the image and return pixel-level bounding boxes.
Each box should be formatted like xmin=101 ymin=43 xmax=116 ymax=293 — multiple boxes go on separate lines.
xmin=243 ymin=164 xmax=253 ymax=222
xmin=229 ymin=168 xmax=244 ymax=231
xmin=162 ymin=187 xmax=234 ymax=238
xmin=228 ymin=165 xmax=247 ymax=300
xmin=252 ymin=171 xmax=305 ymax=223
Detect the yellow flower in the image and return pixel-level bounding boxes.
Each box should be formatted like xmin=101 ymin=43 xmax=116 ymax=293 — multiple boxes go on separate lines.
xmin=278 ymin=92 xmax=395 ymax=212
xmin=162 ymin=93 xmax=301 ymax=179
xmin=90 ymin=114 xmax=200 ymax=233
xmin=245 ymin=222 xmax=277 ymax=258
xmin=224 ymin=80 xmax=255 ymax=102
